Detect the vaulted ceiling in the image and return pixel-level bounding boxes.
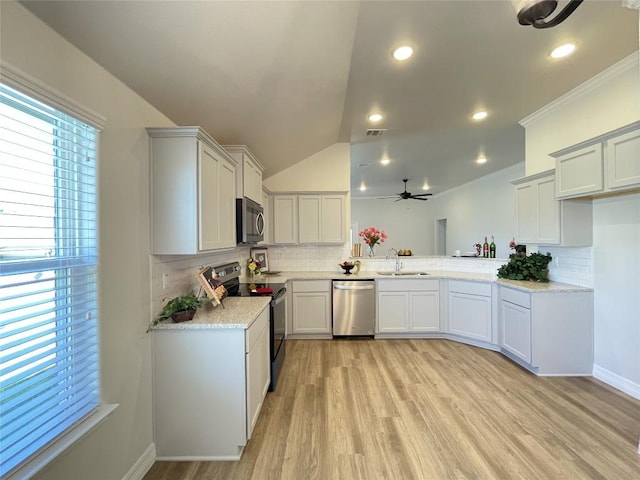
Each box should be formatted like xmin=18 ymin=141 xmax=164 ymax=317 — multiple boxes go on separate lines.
xmin=21 ymin=1 xmax=639 ymax=198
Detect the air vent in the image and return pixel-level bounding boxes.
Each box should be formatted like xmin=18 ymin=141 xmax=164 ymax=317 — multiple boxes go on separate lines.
xmin=358 ymin=163 xmax=370 ymax=168
xmin=366 ymin=129 xmax=387 ymax=137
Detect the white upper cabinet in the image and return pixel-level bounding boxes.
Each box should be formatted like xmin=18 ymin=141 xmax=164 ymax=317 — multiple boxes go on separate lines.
xmin=148 ymin=127 xmax=237 ymax=254
xmin=513 ymin=170 xmax=592 ymax=246
xmin=273 ymin=193 xmax=346 ymax=245
xmin=606 ymin=128 xmax=640 ymax=190
xmin=273 ymin=195 xmax=298 ymax=244
xmin=298 ymin=194 xmax=346 ymax=244
xmin=224 ymin=145 xmax=264 ymax=204
xmin=554 ymin=121 xmax=640 ymax=199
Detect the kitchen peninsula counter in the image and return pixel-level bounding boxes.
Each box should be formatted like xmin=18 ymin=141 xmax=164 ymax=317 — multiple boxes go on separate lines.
xmin=151 ymin=296 xmax=270 ymax=330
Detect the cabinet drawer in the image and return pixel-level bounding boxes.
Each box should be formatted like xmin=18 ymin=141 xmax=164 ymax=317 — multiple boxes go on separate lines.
xmin=246 ymin=306 xmax=269 ymax=353
xmin=448 ymin=280 xmax=491 ymax=297
xmin=293 ymin=280 xmax=330 ymax=293
xmin=500 ymin=287 xmax=531 ymax=308
xmin=377 ymin=279 xmax=439 ymax=292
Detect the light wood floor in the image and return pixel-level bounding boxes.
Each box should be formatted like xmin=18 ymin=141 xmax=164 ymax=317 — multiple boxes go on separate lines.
xmin=144 ymin=339 xmax=640 ymax=480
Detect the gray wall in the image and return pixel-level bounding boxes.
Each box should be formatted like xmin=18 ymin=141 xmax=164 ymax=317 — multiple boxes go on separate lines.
xmin=1 ymin=2 xmax=171 ymax=478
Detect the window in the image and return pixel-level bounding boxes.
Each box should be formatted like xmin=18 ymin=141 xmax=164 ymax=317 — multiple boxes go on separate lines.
xmin=0 ymin=82 xmax=99 ymax=477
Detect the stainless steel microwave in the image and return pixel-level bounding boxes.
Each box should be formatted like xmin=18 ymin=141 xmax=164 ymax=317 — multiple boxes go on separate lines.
xmin=236 ymin=197 xmax=264 ymax=244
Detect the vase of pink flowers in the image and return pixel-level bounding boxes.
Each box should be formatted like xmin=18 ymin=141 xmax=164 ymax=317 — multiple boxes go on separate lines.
xmin=359 ymin=226 xmax=387 ymax=257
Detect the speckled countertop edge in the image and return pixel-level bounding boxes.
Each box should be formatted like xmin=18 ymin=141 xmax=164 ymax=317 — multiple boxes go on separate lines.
xmin=249 ymin=270 xmax=592 ymax=293
xmin=151 ymin=296 xmax=270 ymax=330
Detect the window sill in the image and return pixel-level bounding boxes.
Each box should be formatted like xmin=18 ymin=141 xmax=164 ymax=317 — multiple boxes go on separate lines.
xmin=6 ymin=403 xmax=119 ymax=480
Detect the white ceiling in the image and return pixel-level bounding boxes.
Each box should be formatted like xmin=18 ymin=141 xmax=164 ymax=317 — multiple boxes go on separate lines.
xmin=21 ymin=1 xmax=639 ymax=198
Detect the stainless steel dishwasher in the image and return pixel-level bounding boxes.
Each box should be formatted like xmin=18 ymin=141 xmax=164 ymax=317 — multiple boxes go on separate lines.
xmin=332 ymin=280 xmax=375 ymax=336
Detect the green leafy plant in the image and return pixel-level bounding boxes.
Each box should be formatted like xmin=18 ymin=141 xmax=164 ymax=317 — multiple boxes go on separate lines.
xmin=497 ymin=252 xmax=553 ymax=283
xmin=154 ymin=291 xmax=205 ymax=324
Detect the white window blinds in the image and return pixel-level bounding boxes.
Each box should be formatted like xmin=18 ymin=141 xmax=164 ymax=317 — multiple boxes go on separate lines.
xmin=0 ymin=83 xmax=99 ymax=477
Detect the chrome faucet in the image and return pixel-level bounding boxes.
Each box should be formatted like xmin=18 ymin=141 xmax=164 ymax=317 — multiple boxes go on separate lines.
xmin=387 ymin=248 xmax=402 ymax=272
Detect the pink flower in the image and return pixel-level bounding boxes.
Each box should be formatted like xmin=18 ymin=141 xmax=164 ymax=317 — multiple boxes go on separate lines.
xmin=359 ymin=226 xmax=387 ymax=247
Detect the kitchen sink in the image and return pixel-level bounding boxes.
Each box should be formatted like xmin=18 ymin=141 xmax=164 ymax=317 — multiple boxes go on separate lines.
xmin=376 ymin=271 xmax=430 ymax=276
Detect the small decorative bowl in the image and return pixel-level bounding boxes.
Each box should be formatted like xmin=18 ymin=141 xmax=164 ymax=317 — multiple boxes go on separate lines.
xmin=339 ymin=263 xmax=355 ymax=274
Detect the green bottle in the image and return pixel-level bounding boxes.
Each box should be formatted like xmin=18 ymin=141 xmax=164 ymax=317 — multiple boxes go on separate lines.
xmin=490 ymin=235 xmax=496 ymax=258
xmin=483 ymin=236 xmax=489 ymax=258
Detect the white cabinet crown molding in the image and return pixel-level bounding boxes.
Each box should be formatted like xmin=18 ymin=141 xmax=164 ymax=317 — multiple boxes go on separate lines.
xmin=519 ymin=53 xmax=639 ymax=127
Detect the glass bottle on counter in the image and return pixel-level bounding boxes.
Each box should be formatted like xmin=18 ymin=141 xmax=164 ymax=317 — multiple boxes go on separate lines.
xmin=490 ymin=235 xmax=496 ymax=258
xmin=483 ymin=236 xmax=489 ymax=258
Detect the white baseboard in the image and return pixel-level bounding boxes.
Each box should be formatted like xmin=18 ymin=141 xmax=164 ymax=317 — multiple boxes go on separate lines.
xmin=122 ymin=443 xmax=156 ymax=480
xmin=592 ymin=365 xmax=640 ymax=400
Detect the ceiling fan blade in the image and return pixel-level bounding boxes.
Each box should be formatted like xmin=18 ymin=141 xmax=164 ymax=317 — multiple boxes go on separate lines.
xmin=411 ymin=197 xmax=429 ymax=201
xmin=377 ymin=195 xmax=399 ymax=199
xmin=410 ymin=193 xmax=433 ymax=197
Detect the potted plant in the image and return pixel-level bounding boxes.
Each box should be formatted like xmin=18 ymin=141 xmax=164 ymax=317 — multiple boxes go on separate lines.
xmin=497 ymin=252 xmax=553 ymax=283
xmin=155 ymin=291 xmax=206 ymax=324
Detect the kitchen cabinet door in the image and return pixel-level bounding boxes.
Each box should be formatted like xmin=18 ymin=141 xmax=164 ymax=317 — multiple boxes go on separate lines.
xmin=555 ymin=144 xmax=603 ymax=199
xmin=606 ymin=128 xmax=640 ymax=190
xmin=377 ymin=291 xmax=409 ymax=332
xmin=246 ymin=307 xmax=270 ymax=439
xmin=225 ymin=145 xmax=264 ymax=204
xmin=273 ymin=195 xmax=298 ymax=244
xmin=291 ymin=281 xmax=331 ymax=334
xmin=500 ymin=299 xmax=532 ymax=364
xmin=148 ymin=127 xmax=237 ymax=254
xmin=409 ymin=291 xmax=439 ymax=332
xmin=298 ymin=195 xmax=322 ymax=243
xmin=448 ymin=292 xmax=492 ymax=342
xmin=513 ymin=170 xmax=592 ymax=247
xmin=320 ymin=195 xmax=346 ymax=243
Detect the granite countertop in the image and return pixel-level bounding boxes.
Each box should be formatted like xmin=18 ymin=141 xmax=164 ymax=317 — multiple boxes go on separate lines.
xmin=151 ymin=296 xmax=271 ymax=330
xmin=249 ymin=270 xmax=592 ymax=293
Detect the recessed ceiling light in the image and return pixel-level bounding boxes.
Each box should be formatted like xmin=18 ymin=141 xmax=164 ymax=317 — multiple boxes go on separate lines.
xmin=359 ymin=182 xmax=367 ymax=191
xmin=550 ymin=43 xmax=576 ymax=59
xmin=472 ymin=111 xmax=488 ymax=121
xmin=392 ymin=45 xmax=414 ymax=61
xmin=368 ymin=113 xmax=383 ymax=123
xmin=380 ymin=158 xmax=390 ymax=165
xmin=476 ymin=156 xmax=487 ymax=164
xmin=422 ymin=183 xmax=430 ymax=191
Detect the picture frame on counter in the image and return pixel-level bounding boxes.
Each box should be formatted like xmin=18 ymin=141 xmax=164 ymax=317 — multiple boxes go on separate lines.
xmin=250 ymin=247 xmax=269 ymax=272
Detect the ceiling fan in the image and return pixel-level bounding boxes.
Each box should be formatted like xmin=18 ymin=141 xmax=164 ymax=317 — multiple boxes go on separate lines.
xmin=379 ymin=179 xmax=433 ymax=202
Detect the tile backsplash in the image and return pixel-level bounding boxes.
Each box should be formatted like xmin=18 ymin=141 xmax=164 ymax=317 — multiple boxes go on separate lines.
xmin=543 ymin=246 xmax=593 ymax=287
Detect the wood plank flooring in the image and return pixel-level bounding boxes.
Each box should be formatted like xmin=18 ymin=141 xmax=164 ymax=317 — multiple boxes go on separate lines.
xmin=144 ymin=339 xmax=640 ymax=480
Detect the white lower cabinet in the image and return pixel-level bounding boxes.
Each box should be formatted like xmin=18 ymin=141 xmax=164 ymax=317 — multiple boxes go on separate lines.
xmin=500 ymin=296 xmax=532 ymax=363
xmin=447 ymin=280 xmax=492 ymax=343
xmin=499 ymin=286 xmax=593 ymax=375
xmin=153 ymin=306 xmax=270 ymax=459
xmin=377 ymin=279 xmax=439 ymax=333
xmin=291 ymin=280 xmax=331 ymax=334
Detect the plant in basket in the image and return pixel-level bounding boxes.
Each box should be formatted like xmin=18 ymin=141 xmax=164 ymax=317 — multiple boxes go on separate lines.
xmin=155 ymin=291 xmax=206 ymax=324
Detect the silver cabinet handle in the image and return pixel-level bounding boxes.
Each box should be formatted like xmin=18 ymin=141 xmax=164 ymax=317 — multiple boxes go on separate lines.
xmin=334 ymin=285 xmax=374 ymax=291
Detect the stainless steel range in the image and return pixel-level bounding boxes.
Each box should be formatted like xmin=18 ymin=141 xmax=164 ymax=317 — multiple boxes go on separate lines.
xmin=214 ymin=262 xmax=286 ymax=391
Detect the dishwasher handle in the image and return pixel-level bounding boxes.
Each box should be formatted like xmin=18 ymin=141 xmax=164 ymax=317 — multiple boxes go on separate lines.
xmin=333 ymin=284 xmax=375 ymax=291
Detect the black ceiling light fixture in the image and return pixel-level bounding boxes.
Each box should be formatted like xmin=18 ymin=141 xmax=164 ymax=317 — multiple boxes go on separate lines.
xmin=514 ymin=0 xmax=584 ymax=29
xmin=378 ymin=179 xmax=433 ymax=202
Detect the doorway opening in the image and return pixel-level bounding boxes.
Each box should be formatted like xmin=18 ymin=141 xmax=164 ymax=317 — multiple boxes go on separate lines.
xmin=436 ymin=218 xmax=447 ymax=256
